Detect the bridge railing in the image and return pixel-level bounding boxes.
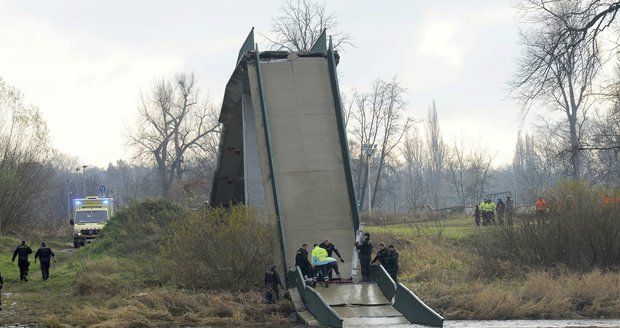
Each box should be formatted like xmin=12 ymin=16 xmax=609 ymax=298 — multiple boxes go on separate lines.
xmin=292 ymin=266 xmax=343 ymax=328
xmin=376 ymin=265 xmax=397 ymax=300
xmin=393 ymin=282 xmax=444 ymax=327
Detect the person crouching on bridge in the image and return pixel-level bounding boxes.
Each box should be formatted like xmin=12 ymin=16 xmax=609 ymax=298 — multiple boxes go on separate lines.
xmin=355 ymin=232 xmax=373 ymax=282
xmin=311 ymin=244 xmax=341 ymax=287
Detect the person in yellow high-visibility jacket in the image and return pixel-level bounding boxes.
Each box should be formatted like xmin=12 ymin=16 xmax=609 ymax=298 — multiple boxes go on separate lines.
xmin=479 ymin=199 xmax=496 ymax=225
xmin=311 ymin=244 xmax=340 ymax=286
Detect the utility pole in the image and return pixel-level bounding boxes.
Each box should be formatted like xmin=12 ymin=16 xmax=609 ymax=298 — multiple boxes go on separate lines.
xmin=361 ymin=144 xmax=376 ymax=213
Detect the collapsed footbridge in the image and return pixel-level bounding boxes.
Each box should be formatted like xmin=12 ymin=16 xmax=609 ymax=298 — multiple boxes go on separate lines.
xmin=210 ymin=28 xmax=444 ymax=327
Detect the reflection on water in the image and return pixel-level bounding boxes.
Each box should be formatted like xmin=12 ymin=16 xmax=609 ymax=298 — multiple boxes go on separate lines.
xmin=444 ymin=319 xmax=620 ymax=328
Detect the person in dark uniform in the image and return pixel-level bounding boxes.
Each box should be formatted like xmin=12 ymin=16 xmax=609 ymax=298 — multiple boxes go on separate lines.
xmin=295 ymin=243 xmax=313 ymax=279
xmin=263 ymin=265 xmax=282 ymax=303
xmin=386 ymin=244 xmax=399 ymax=282
xmin=34 ymin=242 xmax=56 ymax=281
xmin=11 ymin=241 xmax=32 ymax=282
xmin=319 ymin=239 xmax=344 ymax=263
xmin=372 ymin=242 xmax=389 ymax=267
xmin=355 ymin=232 xmax=373 ymax=282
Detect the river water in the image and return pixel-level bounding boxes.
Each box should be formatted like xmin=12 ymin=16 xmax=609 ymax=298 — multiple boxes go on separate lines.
xmin=442 ymin=319 xmax=620 ymax=328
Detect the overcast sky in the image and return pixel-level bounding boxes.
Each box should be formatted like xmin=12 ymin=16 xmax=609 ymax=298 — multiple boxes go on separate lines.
xmin=0 ymin=0 xmax=524 ymax=168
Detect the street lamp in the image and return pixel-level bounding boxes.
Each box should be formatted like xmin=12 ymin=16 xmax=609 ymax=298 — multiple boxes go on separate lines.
xmin=82 ymin=165 xmax=88 ymax=197
xmin=75 ymin=167 xmax=81 ymax=198
xmin=361 ymin=144 xmax=377 ymax=213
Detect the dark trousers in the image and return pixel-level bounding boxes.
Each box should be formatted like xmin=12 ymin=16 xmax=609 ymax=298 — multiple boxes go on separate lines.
xmin=18 ymin=258 xmax=29 ymax=280
xmin=40 ymin=259 xmax=50 ymax=280
xmin=359 ymin=255 xmax=371 ymax=281
xmin=317 ymin=262 xmax=340 ymax=281
xmin=299 ymin=264 xmax=312 ymax=278
xmin=386 ymin=265 xmax=398 ymax=283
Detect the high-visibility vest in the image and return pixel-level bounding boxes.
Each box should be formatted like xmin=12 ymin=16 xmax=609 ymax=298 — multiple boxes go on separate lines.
xmin=311 ymin=246 xmax=336 ymax=266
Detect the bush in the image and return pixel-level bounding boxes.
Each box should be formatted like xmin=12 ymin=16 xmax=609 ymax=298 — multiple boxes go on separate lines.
xmin=473 ymin=181 xmax=620 ymax=274
xmin=92 ymin=199 xmax=185 ymax=257
xmin=159 ymin=206 xmax=271 ymax=290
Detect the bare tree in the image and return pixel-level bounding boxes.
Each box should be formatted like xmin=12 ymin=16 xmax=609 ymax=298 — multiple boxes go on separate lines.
xmin=267 ymin=0 xmax=351 ymax=51
xmin=349 ymin=77 xmax=412 ymax=210
xmin=402 ymin=128 xmax=427 ymax=208
xmin=129 ymin=73 xmax=220 ymax=197
xmin=425 ymin=102 xmax=447 ymax=208
xmin=512 ymin=1 xmax=606 ymax=180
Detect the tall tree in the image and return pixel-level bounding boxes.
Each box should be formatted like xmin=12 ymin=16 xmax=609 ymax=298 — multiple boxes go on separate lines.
xmin=129 ymin=73 xmax=219 ymax=197
xmin=512 ymin=0 xmax=603 ymax=180
xmin=426 ymin=102 xmax=446 ymax=208
xmin=268 ymin=0 xmax=351 ymax=51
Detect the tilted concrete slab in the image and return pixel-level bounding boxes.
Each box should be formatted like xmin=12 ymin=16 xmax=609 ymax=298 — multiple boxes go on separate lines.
xmin=247 ymin=56 xmax=356 ymax=274
xmin=315 ymin=284 xmax=391 ymax=306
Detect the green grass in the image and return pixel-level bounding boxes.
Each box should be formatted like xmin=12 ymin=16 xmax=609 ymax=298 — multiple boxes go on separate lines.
xmin=365 ymin=216 xmax=478 ymax=241
xmin=0 ymin=236 xmax=82 ymax=324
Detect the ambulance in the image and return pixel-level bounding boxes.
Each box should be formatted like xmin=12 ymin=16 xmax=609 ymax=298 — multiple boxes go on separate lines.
xmin=69 ymin=196 xmax=114 ymax=248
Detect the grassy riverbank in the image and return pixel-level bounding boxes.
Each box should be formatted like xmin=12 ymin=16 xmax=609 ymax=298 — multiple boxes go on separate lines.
xmin=0 ymin=200 xmax=294 ymax=328
xmin=366 ymin=216 xmax=620 ymax=320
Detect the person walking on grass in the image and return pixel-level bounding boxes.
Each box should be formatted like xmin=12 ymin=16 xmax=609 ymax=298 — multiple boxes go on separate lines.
xmin=355 ymin=232 xmax=373 ymax=282
xmin=34 ymin=242 xmax=56 ymax=281
xmin=11 ymin=241 xmax=32 ymax=282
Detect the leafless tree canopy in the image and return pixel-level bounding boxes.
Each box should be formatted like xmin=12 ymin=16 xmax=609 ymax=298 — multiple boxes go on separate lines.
xmin=267 ymin=0 xmax=351 ymax=51
xmin=512 ymin=0 xmax=604 ymax=180
xmin=348 ymin=77 xmax=412 ymax=210
xmin=129 ymin=73 xmax=220 ymax=197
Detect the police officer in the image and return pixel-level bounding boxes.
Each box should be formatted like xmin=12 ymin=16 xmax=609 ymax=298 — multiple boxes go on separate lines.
xmin=263 ymin=265 xmax=282 ymax=303
xmin=355 ymin=232 xmax=373 ymax=282
xmin=34 ymin=242 xmax=56 ymax=281
xmin=295 ymin=243 xmax=313 ymax=279
xmin=386 ymin=244 xmax=399 ymax=283
xmin=11 ymin=241 xmax=32 ymax=282
xmin=319 ymin=239 xmax=345 ymax=263
xmin=372 ymin=242 xmax=389 ymax=267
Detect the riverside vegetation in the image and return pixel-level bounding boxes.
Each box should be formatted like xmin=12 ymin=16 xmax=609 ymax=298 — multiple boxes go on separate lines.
xmin=0 ymin=200 xmax=294 ymax=327
xmin=366 ymin=181 xmax=620 ymax=319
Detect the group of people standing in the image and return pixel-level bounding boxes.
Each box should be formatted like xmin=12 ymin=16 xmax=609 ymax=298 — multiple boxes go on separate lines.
xmin=11 ymin=241 xmax=56 ymax=282
xmin=474 ymin=196 xmax=515 ymax=226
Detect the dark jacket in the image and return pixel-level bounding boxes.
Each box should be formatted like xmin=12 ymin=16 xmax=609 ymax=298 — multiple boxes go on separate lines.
xmin=35 ymin=247 xmax=55 ymax=262
xmin=355 ymin=239 xmax=373 ymax=257
xmin=264 ymin=269 xmax=281 ymax=288
xmin=387 ymin=250 xmax=399 ymax=269
xmin=12 ymin=245 xmax=32 ymax=262
xmin=372 ymin=248 xmax=389 ymax=266
xmin=319 ymin=242 xmax=342 ymax=258
xmin=295 ymin=248 xmax=312 ymax=269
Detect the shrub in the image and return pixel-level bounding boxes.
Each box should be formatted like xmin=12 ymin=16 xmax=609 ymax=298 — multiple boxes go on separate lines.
xmin=159 ymin=206 xmax=271 ymax=290
xmin=92 ymin=199 xmax=184 ymax=257
xmin=473 ymin=181 xmax=620 ymax=274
